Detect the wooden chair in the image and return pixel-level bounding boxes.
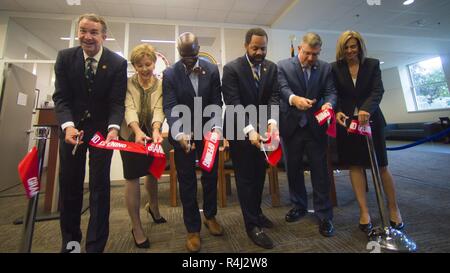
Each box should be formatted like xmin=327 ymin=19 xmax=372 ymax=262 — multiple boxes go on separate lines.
xmin=217 ymin=139 xmax=281 ymax=208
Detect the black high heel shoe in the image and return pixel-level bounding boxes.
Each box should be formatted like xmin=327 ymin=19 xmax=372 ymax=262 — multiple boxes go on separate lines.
xmin=390 ymin=220 xmax=405 ymax=230
xmin=131 ymin=229 xmax=150 ymax=249
xmin=359 ymin=222 xmax=373 ymax=233
xmin=145 ymin=203 xmax=167 ymax=224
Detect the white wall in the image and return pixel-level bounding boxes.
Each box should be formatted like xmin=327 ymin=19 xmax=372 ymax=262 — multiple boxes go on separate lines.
xmin=380 ymin=65 xmax=450 ymax=124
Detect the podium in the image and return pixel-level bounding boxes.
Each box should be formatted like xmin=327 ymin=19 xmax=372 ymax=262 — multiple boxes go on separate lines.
xmin=36 ymin=108 xmax=60 ymax=213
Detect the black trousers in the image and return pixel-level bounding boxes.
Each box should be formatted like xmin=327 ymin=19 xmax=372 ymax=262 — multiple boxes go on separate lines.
xmin=174 ymin=140 xmax=218 ymax=233
xmin=281 ymin=126 xmax=333 ymax=221
xmin=229 ymin=140 xmax=267 ymax=232
xmin=58 ymin=132 xmax=112 ymax=253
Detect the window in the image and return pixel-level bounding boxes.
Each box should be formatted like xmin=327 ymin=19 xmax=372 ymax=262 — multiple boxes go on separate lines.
xmin=407 ymin=57 xmax=450 ymax=111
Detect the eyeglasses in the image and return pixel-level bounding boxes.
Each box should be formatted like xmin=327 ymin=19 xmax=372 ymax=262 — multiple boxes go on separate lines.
xmin=301 ymin=48 xmax=320 ymax=57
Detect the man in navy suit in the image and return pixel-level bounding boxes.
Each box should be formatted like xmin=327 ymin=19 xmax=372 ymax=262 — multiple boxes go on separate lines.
xmin=52 ymin=14 xmax=127 ymax=252
xmin=277 ymin=32 xmax=337 ymax=237
xmin=222 ymin=28 xmax=279 ymax=249
xmin=163 ymin=32 xmax=224 ymax=253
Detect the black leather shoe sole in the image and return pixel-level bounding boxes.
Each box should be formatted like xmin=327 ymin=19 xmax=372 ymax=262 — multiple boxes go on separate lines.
xmin=285 ymin=210 xmax=307 ymax=223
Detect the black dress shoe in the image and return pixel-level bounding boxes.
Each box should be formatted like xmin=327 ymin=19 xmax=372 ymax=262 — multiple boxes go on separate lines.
xmin=319 ymin=219 xmax=335 ymax=237
xmin=247 ymin=227 xmax=274 ymax=249
xmin=131 ymin=230 xmax=150 ymax=249
xmin=285 ymin=207 xmax=307 ymax=222
xmin=259 ymin=214 xmax=274 ymax=229
xmin=359 ymin=222 xmax=373 ymax=233
xmin=390 ymin=220 xmax=405 ymax=230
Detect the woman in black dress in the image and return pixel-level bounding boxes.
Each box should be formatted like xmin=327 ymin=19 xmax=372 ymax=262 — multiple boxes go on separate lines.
xmin=119 ymin=44 xmax=166 ymax=248
xmin=331 ymin=30 xmax=404 ymax=233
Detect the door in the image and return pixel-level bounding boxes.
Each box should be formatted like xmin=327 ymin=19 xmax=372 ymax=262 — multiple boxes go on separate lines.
xmin=0 ymin=64 xmax=37 ymax=191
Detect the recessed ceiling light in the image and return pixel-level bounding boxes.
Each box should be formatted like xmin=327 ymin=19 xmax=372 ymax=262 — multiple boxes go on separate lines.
xmin=380 ymin=61 xmax=385 ymax=65
xmin=66 ymin=0 xmax=81 ymax=5
xmin=403 ymin=0 xmax=414 ymax=5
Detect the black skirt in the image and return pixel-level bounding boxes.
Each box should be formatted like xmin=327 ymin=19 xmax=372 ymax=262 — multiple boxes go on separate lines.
xmin=119 ymin=129 xmax=155 ymax=180
xmin=336 ymin=111 xmax=388 ymax=167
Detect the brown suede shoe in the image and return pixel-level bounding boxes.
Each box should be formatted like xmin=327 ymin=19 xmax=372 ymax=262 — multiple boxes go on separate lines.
xmin=186 ymin=232 xmax=201 ymax=253
xmin=204 ymin=217 xmax=224 ymax=236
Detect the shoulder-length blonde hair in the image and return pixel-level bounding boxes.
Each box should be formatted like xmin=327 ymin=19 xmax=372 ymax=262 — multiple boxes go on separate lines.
xmin=335 ymin=30 xmax=367 ymax=63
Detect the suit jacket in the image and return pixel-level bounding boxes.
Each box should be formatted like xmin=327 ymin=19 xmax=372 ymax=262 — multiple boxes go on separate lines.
xmin=162 ymin=59 xmax=222 ymax=147
xmin=53 ymin=46 xmax=127 ymax=134
xmin=222 ymin=55 xmax=279 ymax=141
xmin=331 ymin=58 xmax=386 ymax=126
xmin=277 ymin=56 xmax=337 ymax=141
xmin=120 ymin=75 xmax=165 ymax=140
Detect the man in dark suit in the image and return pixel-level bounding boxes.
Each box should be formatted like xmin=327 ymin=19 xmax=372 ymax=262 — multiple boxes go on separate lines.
xmin=277 ymin=32 xmax=337 ymax=237
xmin=163 ymin=32 xmax=224 ymax=253
xmin=222 ymin=28 xmax=279 ymax=249
xmin=52 ymin=14 xmax=127 ymax=253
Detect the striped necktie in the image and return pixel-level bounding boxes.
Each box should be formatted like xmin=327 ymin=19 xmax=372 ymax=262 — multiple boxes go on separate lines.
xmin=252 ymin=64 xmax=260 ymax=90
xmin=85 ymin=57 xmax=95 ymax=91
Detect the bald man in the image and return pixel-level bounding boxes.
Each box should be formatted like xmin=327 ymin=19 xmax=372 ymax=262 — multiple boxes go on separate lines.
xmin=162 ymin=32 xmax=224 ymax=253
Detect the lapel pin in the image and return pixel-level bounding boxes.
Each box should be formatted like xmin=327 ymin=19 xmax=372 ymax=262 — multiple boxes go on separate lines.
xmin=102 ymin=65 xmax=107 ymax=69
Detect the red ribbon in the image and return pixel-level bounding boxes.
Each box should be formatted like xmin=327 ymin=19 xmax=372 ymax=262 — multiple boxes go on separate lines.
xmin=199 ymin=131 xmax=220 ymax=172
xmin=89 ymin=132 xmax=166 ymax=179
xmin=315 ymin=108 xmax=337 ymax=138
xmin=262 ymin=131 xmax=283 ymax=167
xmin=347 ymin=120 xmax=372 ymax=136
xmin=18 ymin=146 xmax=40 ymax=199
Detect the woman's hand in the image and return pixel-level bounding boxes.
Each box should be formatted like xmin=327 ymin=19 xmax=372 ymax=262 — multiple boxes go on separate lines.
xmin=152 ymin=129 xmax=163 ymax=144
xmin=358 ymin=110 xmax=370 ymax=126
xmin=336 ymin=112 xmax=349 ymax=127
xmin=135 ymin=130 xmax=150 ymax=145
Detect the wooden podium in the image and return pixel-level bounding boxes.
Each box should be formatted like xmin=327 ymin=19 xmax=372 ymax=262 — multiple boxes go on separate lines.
xmin=36 ymin=108 xmax=60 ymax=213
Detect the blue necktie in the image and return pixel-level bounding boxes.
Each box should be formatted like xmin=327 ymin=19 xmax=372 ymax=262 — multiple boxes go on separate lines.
xmin=299 ymin=67 xmax=309 ymax=128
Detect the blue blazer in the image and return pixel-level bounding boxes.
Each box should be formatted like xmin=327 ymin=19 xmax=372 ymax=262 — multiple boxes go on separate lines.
xmin=277 ymin=56 xmax=337 ymax=141
xmin=162 ymin=59 xmax=222 ymax=147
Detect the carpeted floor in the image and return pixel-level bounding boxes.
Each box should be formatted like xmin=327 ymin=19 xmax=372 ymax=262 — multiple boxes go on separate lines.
xmin=1 ymin=142 xmax=449 ymax=253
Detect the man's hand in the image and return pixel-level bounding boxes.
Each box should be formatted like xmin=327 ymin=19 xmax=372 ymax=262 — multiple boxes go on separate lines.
xmin=178 ymin=133 xmax=195 ymax=154
xmin=152 ymin=129 xmax=163 ymax=144
xmin=321 ymin=102 xmax=333 ymax=111
xmin=358 ymin=110 xmax=370 ymax=126
xmin=336 ymin=112 xmax=349 ymax=127
xmin=105 ymin=128 xmax=119 ymax=144
xmin=65 ymin=126 xmax=84 ymax=145
xmin=292 ymin=96 xmax=316 ymax=111
xmin=212 ymin=128 xmax=222 ymax=140
xmin=248 ymin=130 xmax=261 ymax=149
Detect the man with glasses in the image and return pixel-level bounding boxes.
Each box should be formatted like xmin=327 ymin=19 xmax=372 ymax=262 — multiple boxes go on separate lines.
xmin=277 ymin=32 xmax=337 ymax=237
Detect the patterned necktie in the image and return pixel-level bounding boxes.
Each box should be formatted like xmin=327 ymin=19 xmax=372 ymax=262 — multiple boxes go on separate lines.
xmin=85 ymin=57 xmax=95 ymax=91
xmin=252 ymin=64 xmax=260 ymax=91
xmin=303 ymin=67 xmax=309 ymax=88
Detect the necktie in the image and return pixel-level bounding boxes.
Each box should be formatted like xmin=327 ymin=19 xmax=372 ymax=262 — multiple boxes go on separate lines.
xmin=303 ymin=67 xmax=309 ymax=89
xmin=299 ymin=66 xmax=309 ymax=128
xmin=252 ymin=64 xmax=260 ymax=92
xmin=85 ymin=57 xmax=95 ymax=92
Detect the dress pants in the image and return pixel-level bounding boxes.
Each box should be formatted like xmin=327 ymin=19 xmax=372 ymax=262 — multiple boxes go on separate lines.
xmin=58 ymin=131 xmax=112 ymax=253
xmin=229 ymin=140 xmax=267 ymax=232
xmin=281 ymin=125 xmax=333 ymax=220
xmin=174 ymin=140 xmax=218 ymax=233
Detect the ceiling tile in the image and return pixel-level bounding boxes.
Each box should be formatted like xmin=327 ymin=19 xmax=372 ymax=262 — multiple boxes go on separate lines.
xmin=166 ymin=8 xmax=197 ymax=21
xmin=226 ymin=12 xmax=258 ymax=25
xmin=129 ymin=0 xmax=167 ymax=6
xmin=94 ymin=2 xmax=133 ymax=17
xmin=232 ymin=0 xmax=269 ymax=13
xmin=165 ymin=0 xmax=200 ymax=9
xmin=0 ymin=0 xmax=25 ymax=11
xmin=199 ymin=0 xmax=235 ymax=10
xmin=253 ymin=13 xmax=276 ymax=26
xmin=196 ymin=9 xmax=227 ymax=23
xmin=130 ymin=5 xmax=166 ymax=19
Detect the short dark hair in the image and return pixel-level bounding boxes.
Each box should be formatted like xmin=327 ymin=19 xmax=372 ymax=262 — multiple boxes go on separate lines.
xmin=245 ymin=28 xmax=268 ymax=45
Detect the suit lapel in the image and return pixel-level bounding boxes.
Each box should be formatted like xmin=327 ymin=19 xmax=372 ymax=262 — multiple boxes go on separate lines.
xmin=176 ymin=62 xmax=196 ymax=98
xmin=197 ymin=59 xmax=206 ymax=98
xmin=239 ymin=56 xmax=258 ymax=101
xmin=257 ymin=61 xmax=268 ymax=101
xmin=292 ymin=57 xmax=307 ymax=93
xmin=75 ymin=48 xmax=88 ymax=94
xmin=93 ymin=49 xmax=108 ymax=93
